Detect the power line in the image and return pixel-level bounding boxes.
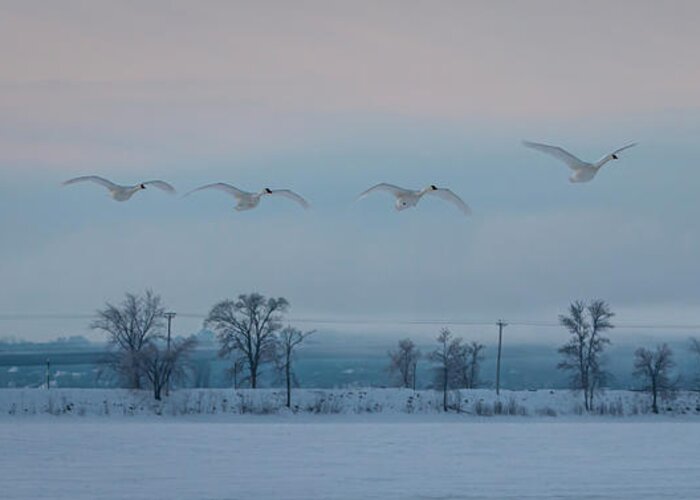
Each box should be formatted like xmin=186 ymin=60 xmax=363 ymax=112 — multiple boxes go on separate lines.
xmin=0 ymin=312 xmax=698 ymax=330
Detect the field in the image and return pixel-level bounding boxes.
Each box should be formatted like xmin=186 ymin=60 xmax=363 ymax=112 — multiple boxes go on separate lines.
xmin=2 ymin=388 xmax=700 ymax=418
xmin=2 ymin=418 xmax=699 ymax=499
xmin=1 ymin=389 xmax=700 ymax=499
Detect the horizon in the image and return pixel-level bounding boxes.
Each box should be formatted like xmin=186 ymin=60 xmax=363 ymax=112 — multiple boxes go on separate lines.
xmin=2 ymin=316 xmax=699 ymax=392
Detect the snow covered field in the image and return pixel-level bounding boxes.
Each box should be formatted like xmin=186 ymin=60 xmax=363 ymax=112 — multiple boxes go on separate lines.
xmin=2 ymin=419 xmax=699 ymax=499
xmin=1 ymin=388 xmax=700 ymax=418
xmin=1 ymin=389 xmax=699 ymax=499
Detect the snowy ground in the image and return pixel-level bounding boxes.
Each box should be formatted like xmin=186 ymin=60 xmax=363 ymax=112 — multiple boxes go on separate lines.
xmin=2 ymin=389 xmax=699 ymax=499
xmin=2 ymin=419 xmax=699 ymax=499
xmin=2 ymin=388 xmax=700 ymax=418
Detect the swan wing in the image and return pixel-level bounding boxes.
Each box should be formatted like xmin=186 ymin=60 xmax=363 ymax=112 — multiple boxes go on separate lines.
xmin=267 ymin=189 xmax=310 ymax=209
xmin=184 ymin=183 xmax=248 ymax=199
xmin=357 ymin=183 xmax=410 ymax=200
xmin=62 ymin=175 xmax=118 ymax=190
xmin=523 ymin=141 xmax=587 ymax=170
xmin=142 ymin=180 xmax=176 ymax=194
xmin=426 ymin=188 xmax=472 ymax=216
xmin=611 ymin=142 xmax=638 ymax=157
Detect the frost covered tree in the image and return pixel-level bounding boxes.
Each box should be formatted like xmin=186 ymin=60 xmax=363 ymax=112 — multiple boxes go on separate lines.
xmin=633 ymin=344 xmax=676 ymax=414
xmin=429 ymin=328 xmax=463 ymax=412
xmin=141 ymin=336 xmax=197 ymax=400
xmin=557 ymin=300 xmax=614 ymax=411
xmin=206 ymin=293 xmax=289 ymax=389
xmin=690 ymin=338 xmax=700 ymax=388
xmin=388 ymin=338 xmax=421 ymax=389
xmin=461 ymin=341 xmax=486 ymax=389
xmin=91 ymin=290 xmax=165 ymax=389
xmin=275 ymin=326 xmax=314 ymax=408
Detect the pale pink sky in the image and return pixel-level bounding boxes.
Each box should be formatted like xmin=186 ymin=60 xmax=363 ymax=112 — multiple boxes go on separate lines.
xmin=1 ymin=1 xmax=699 ymax=170
xmin=2 ymin=1 xmax=697 ymax=114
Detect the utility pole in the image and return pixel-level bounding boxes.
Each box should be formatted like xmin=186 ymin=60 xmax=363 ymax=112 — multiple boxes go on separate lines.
xmin=495 ymin=320 xmax=507 ymax=396
xmin=164 ymin=311 xmax=176 ymax=396
xmin=46 ymin=358 xmax=51 ymax=389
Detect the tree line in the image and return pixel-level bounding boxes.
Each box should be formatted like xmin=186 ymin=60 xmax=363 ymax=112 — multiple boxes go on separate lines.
xmin=91 ymin=290 xmax=313 ymax=405
xmin=556 ymin=299 xmax=687 ymax=414
xmin=394 ymin=299 xmax=690 ymax=414
xmin=387 ymin=330 xmax=486 ymax=412
xmin=91 ymin=291 xmax=700 ymax=414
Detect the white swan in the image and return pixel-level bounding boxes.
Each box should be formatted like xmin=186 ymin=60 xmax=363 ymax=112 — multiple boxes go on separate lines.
xmin=523 ymin=141 xmax=637 ymax=183
xmin=62 ymin=176 xmax=176 ymax=201
xmin=185 ymin=183 xmax=310 ymax=211
xmin=358 ymin=183 xmax=471 ymax=215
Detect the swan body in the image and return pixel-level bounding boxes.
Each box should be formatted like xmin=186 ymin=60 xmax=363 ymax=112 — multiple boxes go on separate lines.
xmin=358 ymin=183 xmax=471 ymax=215
xmin=185 ymin=183 xmax=310 ymax=211
xmin=523 ymin=141 xmax=637 ymax=183
xmin=62 ymin=176 xmax=175 ymax=201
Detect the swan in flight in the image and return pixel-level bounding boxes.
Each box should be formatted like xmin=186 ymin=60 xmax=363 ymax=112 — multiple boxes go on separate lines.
xmin=523 ymin=141 xmax=637 ymax=183
xmin=185 ymin=183 xmax=310 ymax=211
xmin=62 ymin=176 xmax=176 ymax=201
xmin=357 ymin=183 xmax=471 ymax=216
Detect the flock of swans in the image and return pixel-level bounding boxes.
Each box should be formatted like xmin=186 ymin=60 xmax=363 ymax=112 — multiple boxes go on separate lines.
xmin=61 ymin=141 xmax=637 ymax=215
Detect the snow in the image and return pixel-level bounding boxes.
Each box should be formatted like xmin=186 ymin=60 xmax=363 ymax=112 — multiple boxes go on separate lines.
xmin=1 ymin=419 xmax=699 ymax=499
xmin=1 ymin=388 xmax=699 ymax=418
xmin=1 ymin=389 xmax=699 ymax=498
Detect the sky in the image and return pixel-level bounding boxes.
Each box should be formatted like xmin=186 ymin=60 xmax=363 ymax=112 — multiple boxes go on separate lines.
xmin=0 ymin=0 xmax=699 ymax=342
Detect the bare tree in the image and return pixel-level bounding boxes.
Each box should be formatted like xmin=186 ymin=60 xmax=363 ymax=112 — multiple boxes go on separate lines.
xmin=690 ymin=338 xmax=700 ymax=357
xmin=388 ymin=338 xmax=421 ymax=389
xmin=452 ymin=341 xmax=485 ymax=390
xmin=275 ymin=326 xmax=314 ymax=408
xmin=206 ymin=293 xmax=289 ymax=389
xmin=633 ymin=344 xmax=676 ymax=413
xmin=141 ymin=337 xmax=198 ymax=400
xmin=464 ymin=341 xmax=486 ymax=389
xmin=429 ymin=328 xmax=463 ymax=412
xmin=91 ymin=290 xmax=165 ymax=389
xmin=557 ymin=300 xmax=614 ymax=411
xmin=690 ymin=338 xmax=700 ymax=388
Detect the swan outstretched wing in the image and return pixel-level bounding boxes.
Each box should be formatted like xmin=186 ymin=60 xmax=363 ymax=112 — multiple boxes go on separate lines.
xmin=611 ymin=143 xmax=638 ymax=157
xmin=142 ymin=180 xmax=176 ymax=193
xmin=184 ymin=183 xmax=248 ymax=199
xmin=357 ymin=183 xmax=409 ymax=200
xmin=426 ymin=188 xmax=472 ymax=216
xmin=62 ymin=176 xmax=118 ymax=190
xmin=268 ymin=189 xmax=310 ymax=208
xmin=595 ymin=142 xmax=638 ymax=164
xmin=523 ymin=141 xmax=587 ymax=170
